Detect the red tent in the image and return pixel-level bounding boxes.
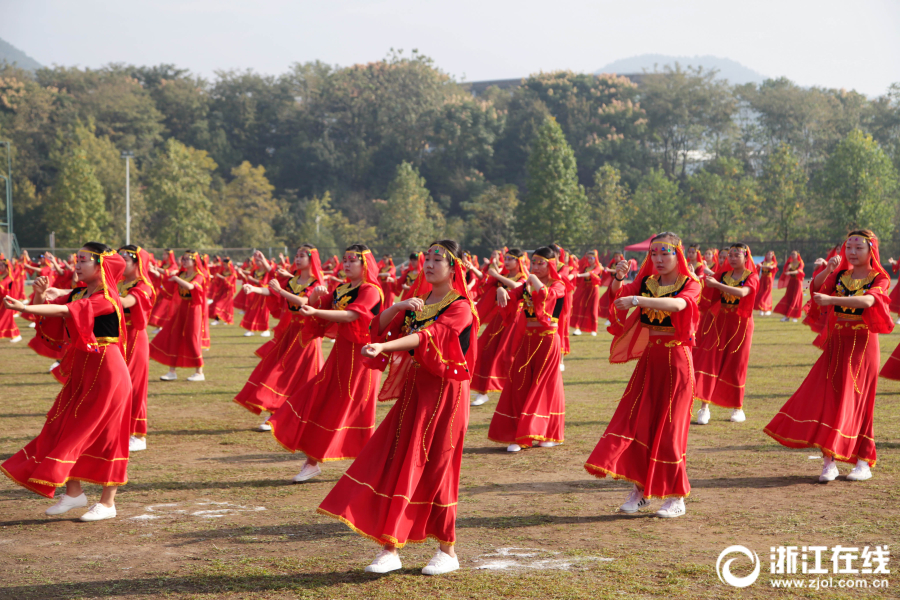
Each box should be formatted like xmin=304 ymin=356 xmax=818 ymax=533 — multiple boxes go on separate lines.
xmin=624 ymin=236 xmax=654 ymax=252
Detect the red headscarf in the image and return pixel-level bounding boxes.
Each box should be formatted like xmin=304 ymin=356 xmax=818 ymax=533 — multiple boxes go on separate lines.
xmin=306 ymin=247 xmax=326 ymax=288
xmin=759 ymin=251 xmax=778 ymax=276
xmin=778 ymin=252 xmax=804 ymax=289
xmin=356 ymin=248 xmax=384 ymax=305
xmin=130 ymin=246 xmax=157 ymax=304
xmin=406 ymin=252 xmax=431 ymax=299
xmin=578 ymin=249 xmax=602 ymax=276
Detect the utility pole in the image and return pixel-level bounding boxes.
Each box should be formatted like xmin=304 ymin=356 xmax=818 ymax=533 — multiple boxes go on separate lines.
xmin=121 ymin=151 xmax=134 ymax=245
xmin=0 ymin=141 xmax=12 ymax=257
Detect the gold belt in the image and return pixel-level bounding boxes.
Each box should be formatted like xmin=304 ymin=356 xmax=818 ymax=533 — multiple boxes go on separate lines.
xmin=525 ymin=328 xmax=557 ymax=336
xmin=94 ymin=336 xmax=120 ymax=347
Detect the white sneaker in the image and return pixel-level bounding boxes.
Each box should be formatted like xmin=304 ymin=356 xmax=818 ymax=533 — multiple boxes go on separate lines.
xmin=819 ymin=459 xmax=839 ymax=482
xmin=365 ymin=549 xmax=402 ymax=574
xmin=49 ymin=361 xmax=60 ymax=372
xmin=506 ymin=444 xmax=522 ymax=452
xmin=470 ymin=394 xmax=490 ymax=406
xmin=260 ymin=330 xmax=271 ymax=337
xmin=559 ymin=363 xmax=565 ymax=372
xmin=538 ymin=441 xmax=560 ymax=447
xmin=896 ymin=318 xmax=900 ymax=325
xmin=791 ymin=318 xmax=798 ymax=323
xmin=29 ymin=322 xmax=36 ymax=329
xmin=765 ymin=311 xmax=772 ymax=316
xmin=186 ymin=372 xmax=205 ymax=382
xmin=159 ymin=371 xmax=177 ymax=381
xmin=292 ymin=462 xmax=321 ymax=483
xmin=591 ymin=331 xmax=597 ymax=337
xmin=605 ymin=320 xmax=611 ymax=326
xmin=210 ymin=320 xmax=219 ymax=326
xmin=243 ymin=331 xmax=255 ymax=337
xmin=573 ymin=328 xmax=582 ymax=336
xmin=696 ymin=407 xmax=711 ymax=425
xmin=730 ymin=409 xmax=746 ymax=423
xmin=206 ymin=298 xmax=214 ymax=305
xmin=10 ymin=335 xmax=21 ymax=343
xmin=759 ymin=311 xmax=765 ymax=317
xmin=153 ymin=328 xmax=162 ymax=334
xmin=780 ymin=317 xmax=789 ymax=322
xmin=422 ymin=550 xmax=459 ymax=575
xmin=79 ymin=503 xmax=117 ymax=522
xmin=257 ymin=420 xmax=272 ymax=432
xmin=846 ymin=460 xmax=872 ymax=481
xmin=45 ymin=493 xmax=88 ymax=515
xmin=655 ymin=497 xmax=686 ymax=518
xmin=129 ymin=435 xmax=147 ymax=452
xmin=619 ymin=484 xmax=650 ymax=513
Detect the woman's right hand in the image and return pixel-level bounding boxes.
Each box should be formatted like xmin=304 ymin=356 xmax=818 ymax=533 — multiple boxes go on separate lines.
xmin=242 ymin=284 xmax=255 ymax=295
xmin=615 ymin=260 xmax=628 ymax=279
xmin=361 ymin=342 xmax=384 ymax=358
xmin=32 ymin=275 xmax=49 ymax=295
xmin=3 ymin=297 xmax=24 ymax=311
xmin=496 ymin=287 xmax=510 ymax=307
xmin=400 ymin=298 xmax=425 ymax=312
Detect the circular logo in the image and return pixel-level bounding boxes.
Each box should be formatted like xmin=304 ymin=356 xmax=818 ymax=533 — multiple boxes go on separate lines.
xmin=716 ymin=545 xmax=761 ymax=588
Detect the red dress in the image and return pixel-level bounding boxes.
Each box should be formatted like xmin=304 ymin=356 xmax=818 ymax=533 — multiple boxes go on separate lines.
xmin=570 ymin=270 xmax=601 ymax=333
xmin=767 ymin=270 xmax=892 ymax=466
xmin=149 ymin=272 xmax=207 ymax=368
xmin=318 ymin=291 xmax=475 ymax=547
xmin=693 ymin=269 xmax=758 ymax=409
xmin=888 ymin=262 xmax=900 ymax=315
xmin=487 ymin=280 xmax=567 ymax=446
xmin=148 ymin=273 xmax=177 ymax=328
xmin=240 ymin=268 xmax=272 ymax=332
xmin=774 ymin=260 xmax=805 ymax=318
xmin=2 ymin=287 xmax=132 ymax=498
xmin=0 ymin=271 xmax=20 ymax=339
xmin=754 ymin=263 xmax=777 ymax=311
xmin=470 ymin=273 xmax=526 ymax=394
xmin=379 ymin=262 xmax=396 ymax=307
xmin=210 ymin=266 xmax=236 ymax=324
xmin=234 ymin=276 xmax=324 ymax=415
xmin=267 ymin=282 xmax=382 ymax=462
xmin=585 ymin=273 xmax=701 ymax=498
xmin=120 ymin=278 xmax=154 ymax=437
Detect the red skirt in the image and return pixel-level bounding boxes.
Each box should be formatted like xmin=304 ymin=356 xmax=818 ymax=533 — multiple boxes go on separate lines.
xmin=240 ymin=292 xmax=270 ymax=332
xmin=889 ymin=281 xmax=900 ymax=315
xmin=125 ymin=325 xmax=150 ymax=437
xmin=692 ymin=306 xmax=753 ymax=409
xmin=880 ymin=340 xmax=900 ymax=380
xmin=597 ymin=286 xmax=612 ymax=320
xmin=0 ymin=304 xmax=19 ymax=339
xmin=149 ymin=302 xmax=204 ymax=368
xmin=487 ymin=329 xmax=565 ymax=445
xmin=470 ymin=313 xmax=518 ymax=394
xmin=148 ymin=294 xmax=175 ymax=328
xmin=755 ymin=274 xmax=774 ymax=311
xmin=1 ymin=344 xmax=132 ymax=498
xmin=28 ymin=316 xmax=67 ymax=360
xmin=584 ymin=337 xmax=693 ymax=498
xmin=571 ymin=283 xmax=600 ymax=333
xmin=268 ymin=335 xmax=379 ymax=462
xmin=774 ymin=278 xmax=804 ymax=318
xmin=234 ymin=315 xmax=324 ymax=415
xmin=765 ymin=322 xmax=879 ymax=466
xmin=210 ymin=286 xmax=235 ymax=324
xmin=318 ymin=363 xmax=467 ymax=547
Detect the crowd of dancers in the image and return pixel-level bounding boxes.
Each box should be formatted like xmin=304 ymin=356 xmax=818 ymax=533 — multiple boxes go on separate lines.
xmin=0 ymin=228 xmax=896 ymax=575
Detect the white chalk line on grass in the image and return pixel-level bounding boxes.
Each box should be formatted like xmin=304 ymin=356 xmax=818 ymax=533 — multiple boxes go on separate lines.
xmin=473 ymin=547 xmax=614 ymax=571
xmin=129 ymin=499 xmax=266 ymax=521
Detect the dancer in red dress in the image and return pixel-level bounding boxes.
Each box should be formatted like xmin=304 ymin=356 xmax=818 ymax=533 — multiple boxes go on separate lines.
xmin=774 ymin=251 xmax=805 ymax=321
xmin=2 ymin=243 xmax=131 ymax=522
xmin=397 ymin=253 xmax=423 ymax=301
xmin=378 ymin=253 xmax=397 ymax=307
xmin=234 ymin=245 xmax=326 ymax=430
xmin=469 ymin=249 xmax=528 ymax=406
xmin=487 ymin=247 xmax=568 ymax=451
xmin=117 ymin=246 xmax=155 ymax=452
xmin=210 ymin=257 xmax=236 ymax=325
xmin=887 ymin=256 xmax=900 ymax=325
xmin=266 ymin=244 xmax=382 ymax=482
xmin=570 ymin=249 xmax=602 ymax=336
xmin=319 ymin=239 xmax=477 ymax=576
xmin=149 ymin=251 xmax=208 ymax=381
xmin=239 ymin=250 xmax=273 ymax=337
xmin=766 ymin=231 xmax=892 ymax=482
xmin=0 ymin=256 xmax=22 ymax=343
xmin=754 ymin=250 xmax=777 ymax=315
xmin=584 ymin=232 xmax=701 ymax=518
xmin=693 ymin=244 xmax=758 ymax=425
xmin=597 ymin=253 xmax=624 ymax=324
xmin=148 ymin=250 xmax=179 ymax=332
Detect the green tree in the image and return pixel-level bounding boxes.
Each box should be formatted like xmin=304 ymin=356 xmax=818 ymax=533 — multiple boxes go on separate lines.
xmin=379 ymin=161 xmax=444 ymax=253
xmin=759 ymin=143 xmax=808 ymax=246
xmin=687 ymin=157 xmax=760 ymax=243
xmin=461 ymin=184 xmax=519 ymax=252
xmin=44 ymin=149 xmax=109 ymax=247
xmin=279 ymin=191 xmax=377 ymax=252
xmin=625 ymin=169 xmax=683 ymax=241
xmin=146 ymin=139 xmax=219 ymax=247
xmin=218 ymin=161 xmax=281 ymax=247
xmin=520 ymin=117 xmax=589 ymax=246
xmin=817 ymin=129 xmax=899 ymax=239
xmin=586 ymin=165 xmax=628 ymax=246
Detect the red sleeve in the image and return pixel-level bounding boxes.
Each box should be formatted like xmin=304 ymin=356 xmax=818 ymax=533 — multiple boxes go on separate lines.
xmin=67 ymin=294 xmax=115 ymax=351
xmin=339 ymin=283 xmax=381 ymax=343
xmin=864 ymin=273 xmax=893 ymax=333
xmin=737 ymin=272 xmax=759 ymax=317
xmin=607 ymin=279 xmax=643 ymax=335
xmin=530 ymin=280 xmax=565 ymax=328
xmin=414 ymin=300 xmax=474 ymax=381
xmin=127 ymin=281 xmax=155 ymax=330
xmin=666 ymin=279 xmax=701 ymax=346
xmin=188 ymin=274 xmax=206 ymax=306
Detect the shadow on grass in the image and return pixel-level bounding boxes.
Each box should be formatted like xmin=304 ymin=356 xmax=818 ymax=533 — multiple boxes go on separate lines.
xmin=196 ymin=453 xmax=304 ymax=464
xmin=151 ymin=429 xmax=246 ymax=436
xmin=116 ymin=476 xmax=341 ymax=493
xmin=0 ymin=413 xmax=48 ymax=418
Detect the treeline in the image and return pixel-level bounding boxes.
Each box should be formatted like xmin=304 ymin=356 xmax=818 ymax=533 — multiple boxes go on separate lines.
xmin=0 ymin=50 xmax=898 ymax=255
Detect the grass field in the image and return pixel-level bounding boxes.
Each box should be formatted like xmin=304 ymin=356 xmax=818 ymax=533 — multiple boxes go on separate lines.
xmin=1 ymin=287 xmax=898 ymax=599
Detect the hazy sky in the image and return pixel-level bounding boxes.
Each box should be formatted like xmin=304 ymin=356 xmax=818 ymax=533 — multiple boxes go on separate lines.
xmin=3 ymin=0 xmax=898 ymax=96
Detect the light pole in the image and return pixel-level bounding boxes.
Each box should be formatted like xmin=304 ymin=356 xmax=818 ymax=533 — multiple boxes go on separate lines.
xmin=121 ymin=151 xmax=134 ymax=245
xmin=0 ymin=141 xmax=12 ymax=258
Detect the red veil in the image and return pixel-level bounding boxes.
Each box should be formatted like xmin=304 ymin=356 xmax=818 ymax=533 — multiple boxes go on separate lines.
xmin=306 ymin=247 xmax=326 ymax=288
xmin=69 ymin=250 xmax=127 ymax=355
xmin=134 ymin=247 xmax=157 ymax=304
xmin=608 ymin=240 xmax=701 ymax=363
xmin=406 ymin=252 xmax=431 ymax=299
xmin=579 ymin=249 xmax=602 ymax=276
xmin=778 ymin=253 xmax=804 ymax=289
xmin=805 ymin=234 xmax=893 ymax=335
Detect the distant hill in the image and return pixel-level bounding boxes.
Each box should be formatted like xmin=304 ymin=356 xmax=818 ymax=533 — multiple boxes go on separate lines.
xmin=0 ymin=37 xmax=42 ymax=71
xmin=596 ymin=54 xmax=767 ymax=85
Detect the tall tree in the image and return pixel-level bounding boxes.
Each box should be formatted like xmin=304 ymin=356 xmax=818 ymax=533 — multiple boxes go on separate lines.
xmin=687 ymin=157 xmax=760 ymax=244
xmin=759 ymin=143 xmax=808 ymax=246
xmin=379 ymin=161 xmax=444 ymax=253
xmin=520 ymin=117 xmax=589 ymax=246
xmin=817 ymin=129 xmax=899 ymax=240
xmin=218 ymin=161 xmax=281 ymax=247
xmin=44 ymin=148 xmax=109 ymax=247
xmin=279 ymin=191 xmax=377 ymax=252
xmin=146 ymin=139 xmax=219 ymax=247
xmin=461 ymin=184 xmax=519 ymax=252
xmin=586 ymin=165 xmax=628 ymax=246
xmin=625 ymin=169 xmax=683 ymax=241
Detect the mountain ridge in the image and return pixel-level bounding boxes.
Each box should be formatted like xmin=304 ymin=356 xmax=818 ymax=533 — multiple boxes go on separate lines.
xmin=0 ymin=37 xmax=42 ymax=71
xmin=596 ymin=54 xmax=767 ymax=85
